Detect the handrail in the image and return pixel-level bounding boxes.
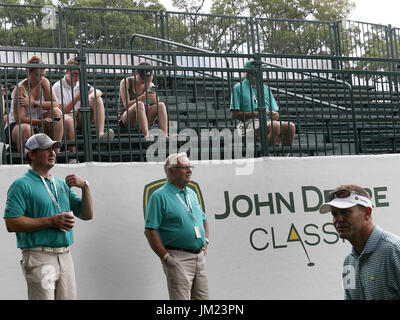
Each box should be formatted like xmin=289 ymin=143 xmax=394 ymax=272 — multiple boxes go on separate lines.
xmin=260 ymin=60 xmax=353 ymax=111
xmin=258 ymin=59 xmax=358 ymax=153
xmin=130 ymin=33 xmax=232 ymax=83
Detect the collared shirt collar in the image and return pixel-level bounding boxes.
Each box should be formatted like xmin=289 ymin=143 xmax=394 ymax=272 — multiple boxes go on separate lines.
xmin=166 ymin=180 xmax=187 ymax=194
xmin=62 ymin=76 xmax=79 ymax=90
xmin=352 ymin=225 xmax=383 ymax=258
xmin=27 ymin=168 xmax=52 ymax=181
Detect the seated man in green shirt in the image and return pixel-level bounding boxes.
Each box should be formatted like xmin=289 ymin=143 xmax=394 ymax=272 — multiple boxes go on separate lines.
xmin=230 ymin=59 xmax=296 ymax=148
xmin=3 ymin=133 xmax=93 ymax=300
xmin=144 ymin=152 xmax=209 ymax=300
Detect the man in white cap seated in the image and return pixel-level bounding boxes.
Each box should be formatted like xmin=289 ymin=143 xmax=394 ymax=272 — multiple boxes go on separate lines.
xmin=3 ymin=133 xmax=93 ymax=300
xmin=319 ymin=184 xmax=400 ymax=300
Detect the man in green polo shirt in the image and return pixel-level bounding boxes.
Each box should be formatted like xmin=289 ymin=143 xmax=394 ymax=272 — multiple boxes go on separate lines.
xmin=144 ymin=152 xmax=210 ymax=300
xmin=3 ymin=133 xmax=93 ymax=300
xmin=230 ymin=59 xmax=296 ymax=148
xmin=320 ymin=184 xmax=400 ymax=300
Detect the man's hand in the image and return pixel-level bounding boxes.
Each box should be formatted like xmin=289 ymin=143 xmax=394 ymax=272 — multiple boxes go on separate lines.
xmin=271 ymin=111 xmax=279 ymax=120
xmin=65 ymin=174 xmax=86 ymax=189
xmin=52 ymin=212 xmax=75 ymax=231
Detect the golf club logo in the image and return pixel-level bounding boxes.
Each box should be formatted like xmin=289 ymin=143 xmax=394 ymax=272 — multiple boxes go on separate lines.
xmin=143 ymin=179 xmax=205 ymax=218
xmin=250 ymin=223 xmax=317 ymax=267
xmin=287 ymin=224 xmax=315 ymax=267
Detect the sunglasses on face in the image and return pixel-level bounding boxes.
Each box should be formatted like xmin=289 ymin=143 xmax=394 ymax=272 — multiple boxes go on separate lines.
xmin=328 ymin=189 xmax=366 ymax=201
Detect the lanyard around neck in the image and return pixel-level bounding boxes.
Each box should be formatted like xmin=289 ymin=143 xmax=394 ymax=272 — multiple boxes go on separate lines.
xmin=40 ymin=176 xmax=62 ymax=213
xmin=176 ymin=192 xmax=196 ymax=223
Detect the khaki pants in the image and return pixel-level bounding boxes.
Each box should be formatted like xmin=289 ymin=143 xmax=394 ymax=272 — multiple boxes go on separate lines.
xmin=162 ymin=249 xmax=209 ymax=300
xmin=20 ymin=248 xmax=77 ymax=300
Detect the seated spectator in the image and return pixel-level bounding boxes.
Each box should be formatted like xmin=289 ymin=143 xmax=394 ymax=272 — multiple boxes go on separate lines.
xmin=1 ymin=85 xmax=6 ymax=126
xmin=4 ymin=56 xmax=63 ymax=153
xmin=53 ymin=57 xmax=114 ymax=150
xmin=230 ymin=59 xmax=296 ymax=148
xmin=118 ymin=62 xmax=168 ymax=138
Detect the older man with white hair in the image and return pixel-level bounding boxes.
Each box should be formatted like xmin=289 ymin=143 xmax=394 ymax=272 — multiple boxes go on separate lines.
xmin=144 ymin=152 xmax=210 ymax=300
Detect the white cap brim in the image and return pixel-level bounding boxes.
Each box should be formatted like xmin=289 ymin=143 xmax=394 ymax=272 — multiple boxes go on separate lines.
xmin=319 ymin=200 xmax=357 ymax=213
xmin=319 ymin=193 xmax=373 ymax=214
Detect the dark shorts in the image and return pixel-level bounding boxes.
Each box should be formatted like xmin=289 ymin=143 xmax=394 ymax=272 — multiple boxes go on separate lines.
xmin=4 ymin=122 xmax=17 ymax=144
xmin=119 ymin=114 xmax=127 ymax=129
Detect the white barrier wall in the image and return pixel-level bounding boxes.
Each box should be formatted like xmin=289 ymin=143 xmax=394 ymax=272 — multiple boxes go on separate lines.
xmin=0 ymin=155 xmax=398 ymax=300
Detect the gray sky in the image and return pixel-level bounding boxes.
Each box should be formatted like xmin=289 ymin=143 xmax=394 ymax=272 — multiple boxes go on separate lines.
xmin=160 ymin=0 xmax=399 ymax=27
xmin=350 ymin=0 xmax=399 ymax=26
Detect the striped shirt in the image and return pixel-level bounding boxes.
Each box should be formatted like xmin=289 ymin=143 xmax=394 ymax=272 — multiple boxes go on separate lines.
xmin=342 ymin=225 xmax=400 ymax=300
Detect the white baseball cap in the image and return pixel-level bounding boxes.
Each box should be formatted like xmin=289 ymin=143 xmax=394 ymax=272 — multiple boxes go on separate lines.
xmin=319 ymin=190 xmax=373 ymax=214
xmin=24 ymin=133 xmax=61 ymax=154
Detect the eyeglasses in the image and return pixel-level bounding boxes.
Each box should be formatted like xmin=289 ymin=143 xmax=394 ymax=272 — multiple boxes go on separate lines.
xmin=172 ymin=166 xmax=194 ymax=171
xmin=328 ymin=189 xmax=366 ymax=201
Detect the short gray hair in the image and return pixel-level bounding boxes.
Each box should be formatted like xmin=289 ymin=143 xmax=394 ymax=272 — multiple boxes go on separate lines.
xmin=164 ymin=152 xmax=188 ymax=175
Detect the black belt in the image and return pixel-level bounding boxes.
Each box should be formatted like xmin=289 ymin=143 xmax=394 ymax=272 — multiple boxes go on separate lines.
xmin=165 ymin=246 xmax=202 ymax=254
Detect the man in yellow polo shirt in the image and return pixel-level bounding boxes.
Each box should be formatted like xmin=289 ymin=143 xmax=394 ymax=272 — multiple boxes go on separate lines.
xmin=144 ymin=152 xmax=210 ymax=300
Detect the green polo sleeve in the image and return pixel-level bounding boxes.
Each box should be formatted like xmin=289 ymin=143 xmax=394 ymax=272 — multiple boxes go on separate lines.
xmin=145 ymin=190 xmax=165 ymax=230
xmin=230 ymin=83 xmax=242 ymax=111
xmin=4 ymin=180 xmax=27 ymax=218
xmin=264 ymin=85 xmax=279 ymax=112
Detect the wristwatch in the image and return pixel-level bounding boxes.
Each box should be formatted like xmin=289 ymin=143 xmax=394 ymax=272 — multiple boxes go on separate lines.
xmin=82 ymin=180 xmax=90 ymax=189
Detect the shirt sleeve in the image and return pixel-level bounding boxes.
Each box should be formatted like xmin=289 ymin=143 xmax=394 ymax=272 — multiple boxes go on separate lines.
xmin=264 ymin=86 xmax=279 ymax=112
xmin=4 ymin=181 xmax=27 ymax=218
xmin=230 ymin=83 xmax=242 ymax=111
xmin=52 ymin=81 xmax=62 ymax=105
xmin=145 ymin=191 xmax=164 ymax=230
xmin=388 ymin=245 xmax=400 ymax=298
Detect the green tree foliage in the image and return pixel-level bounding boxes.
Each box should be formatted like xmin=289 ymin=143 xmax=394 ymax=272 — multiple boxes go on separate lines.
xmin=168 ymin=0 xmax=356 ymax=54
xmin=0 ymin=0 xmax=166 ymax=48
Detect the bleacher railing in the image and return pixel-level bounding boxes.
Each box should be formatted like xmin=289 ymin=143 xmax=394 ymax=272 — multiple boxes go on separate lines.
xmin=2 ymin=5 xmax=400 ymax=163
xmin=2 ymin=47 xmax=400 ymax=164
xmin=1 ymin=4 xmax=400 ymax=62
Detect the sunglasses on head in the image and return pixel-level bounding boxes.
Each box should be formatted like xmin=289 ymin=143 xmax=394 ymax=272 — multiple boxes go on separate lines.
xmin=328 ymin=189 xmax=367 ymax=201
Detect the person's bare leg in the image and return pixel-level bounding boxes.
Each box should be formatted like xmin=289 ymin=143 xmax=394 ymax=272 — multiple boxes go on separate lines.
xmin=89 ymin=94 xmax=105 ymax=137
xmin=63 ymin=114 xmax=76 ymax=153
xmin=148 ymin=102 xmax=168 ymax=138
xmin=281 ymin=121 xmax=296 ymax=146
xmin=44 ymin=109 xmax=63 ymax=153
xmin=12 ymin=123 xmax=32 ymax=153
xmin=267 ymin=121 xmax=281 ymax=146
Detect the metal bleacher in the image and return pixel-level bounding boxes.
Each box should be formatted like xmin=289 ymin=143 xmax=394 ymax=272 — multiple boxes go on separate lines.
xmin=2 ymin=5 xmax=400 ymax=164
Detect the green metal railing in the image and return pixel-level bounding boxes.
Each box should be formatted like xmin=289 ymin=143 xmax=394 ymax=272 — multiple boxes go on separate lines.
xmin=1 ymin=5 xmax=400 ymax=163
xmin=2 ymin=46 xmax=400 ymax=164
xmin=1 ymin=4 xmax=400 ymax=63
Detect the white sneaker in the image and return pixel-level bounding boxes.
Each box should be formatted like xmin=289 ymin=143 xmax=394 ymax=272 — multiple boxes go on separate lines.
xmin=100 ymin=129 xmax=114 ymax=140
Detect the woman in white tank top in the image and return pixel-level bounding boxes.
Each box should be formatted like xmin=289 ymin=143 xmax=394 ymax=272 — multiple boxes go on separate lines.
xmin=5 ymin=56 xmax=63 ymax=153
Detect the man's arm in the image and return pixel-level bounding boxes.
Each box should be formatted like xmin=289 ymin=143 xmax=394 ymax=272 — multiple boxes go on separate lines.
xmin=144 ymin=228 xmax=168 ymax=260
xmin=4 ymin=214 xmax=74 ymax=233
xmin=230 ymin=110 xmax=279 ymax=121
xmin=230 ymin=110 xmax=259 ymax=121
xmin=65 ymin=174 xmax=93 ymax=221
xmin=203 ymin=220 xmax=209 ymax=253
